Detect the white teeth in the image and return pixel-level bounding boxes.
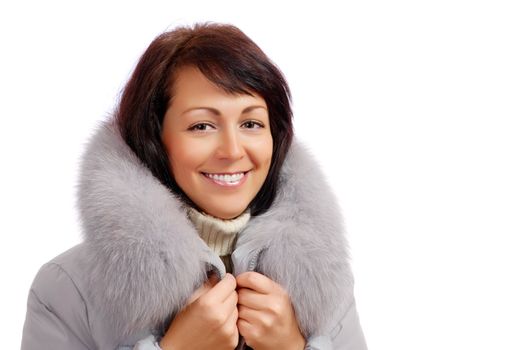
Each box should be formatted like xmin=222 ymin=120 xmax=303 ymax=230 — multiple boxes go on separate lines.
xmin=204 ymin=172 xmax=245 ymax=183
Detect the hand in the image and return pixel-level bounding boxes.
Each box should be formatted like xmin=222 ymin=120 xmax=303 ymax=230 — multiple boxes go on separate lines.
xmin=160 ymin=273 xmax=239 ymax=350
xmin=187 ymin=271 xmax=219 ymax=304
xmin=236 ymin=272 xmax=306 ymax=350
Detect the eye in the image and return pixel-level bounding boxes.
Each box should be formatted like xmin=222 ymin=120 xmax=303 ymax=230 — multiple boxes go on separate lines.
xmin=242 ymin=120 xmax=264 ymax=129
xmin=188 ymin=123 xmax=215 ymax=132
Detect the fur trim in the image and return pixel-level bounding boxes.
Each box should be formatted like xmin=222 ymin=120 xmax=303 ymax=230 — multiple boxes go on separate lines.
xmin=77 ymin=119 xmax=353 ymax=338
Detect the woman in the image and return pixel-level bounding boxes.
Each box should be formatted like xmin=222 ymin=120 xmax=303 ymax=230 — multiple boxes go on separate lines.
xmin=21 ymin=23 xmax=367 ymax=350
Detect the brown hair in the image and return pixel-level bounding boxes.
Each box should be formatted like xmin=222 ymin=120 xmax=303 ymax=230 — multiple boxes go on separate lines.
xmin=116 ymin=22 xmax=294 ymax=216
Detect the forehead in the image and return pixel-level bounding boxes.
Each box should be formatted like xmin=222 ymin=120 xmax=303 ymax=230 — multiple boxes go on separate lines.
xmin=168 ymin=66 xmax=267 ymax=110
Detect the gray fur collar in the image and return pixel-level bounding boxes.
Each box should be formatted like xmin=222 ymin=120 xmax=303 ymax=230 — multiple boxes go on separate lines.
xmin=77 ymin=119 xmax=354 ymax=340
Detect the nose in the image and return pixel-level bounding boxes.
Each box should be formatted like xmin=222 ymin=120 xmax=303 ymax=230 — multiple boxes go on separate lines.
xmin=216 ymin=127 xmax=245 ymax=160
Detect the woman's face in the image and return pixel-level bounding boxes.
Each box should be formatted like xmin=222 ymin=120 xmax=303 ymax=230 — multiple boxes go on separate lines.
xmin=162 ymin=66 xmax=273 ymax=219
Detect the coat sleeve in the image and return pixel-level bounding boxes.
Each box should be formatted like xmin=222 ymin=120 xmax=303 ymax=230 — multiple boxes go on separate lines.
xmin=131 ymin=335 xmax=162 ymax=349
xmin=328 ymin=296 xmax=367 ymax=350
xmin=21 ymin=262 xmax=96 ymax=350
xmin=305 ymin=296 xmax=367 ymax=350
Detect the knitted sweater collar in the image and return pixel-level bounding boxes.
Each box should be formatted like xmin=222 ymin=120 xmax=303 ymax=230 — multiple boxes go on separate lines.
xmin=187 ymin=206 xmax=250 ymax=256
xmin=187 ymin=206 xmax=251 ymax=235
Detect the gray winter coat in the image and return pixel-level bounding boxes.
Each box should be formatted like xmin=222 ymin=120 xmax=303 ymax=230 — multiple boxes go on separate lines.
xmin=21 ymin=120 xmax=367 ymax=350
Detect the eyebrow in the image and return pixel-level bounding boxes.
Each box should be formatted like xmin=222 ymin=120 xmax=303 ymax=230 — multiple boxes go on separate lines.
xmin=181 ymin=105 xmax=267 ymax=116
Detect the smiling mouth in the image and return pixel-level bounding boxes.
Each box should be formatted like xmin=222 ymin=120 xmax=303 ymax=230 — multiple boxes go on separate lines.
xmin=201 ymin=171 xmax=249 ymax=186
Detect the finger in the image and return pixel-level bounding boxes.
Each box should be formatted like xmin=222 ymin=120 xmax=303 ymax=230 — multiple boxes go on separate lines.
xmin=237 ymin=304 xmax=260 ymax=324
xmin=203 ymin=289 xmax=237 ymax=325
xmin=237 ymin=304 xmax=276 ymax=334
xmin=223 ymin=289 xmax=238 ymax=312
xmin=237 ymin=287 xmax=268 ymax=310
xmin=217 ymin=291 xmax=238 ymax=328
xmin=237 ymin=317 xmax=254 ymax=338
xmin=206 ymin=273 xmax=237 ymax=303
xmin=226 ymin=307 xmax=240 ymax=347
xmin=236 ymin=271 xmax=274 ymax=294
xmin=226 ymin=303 xmax=239 ymax=327
xmin=187 ymin=283 xmax=210 ymax=304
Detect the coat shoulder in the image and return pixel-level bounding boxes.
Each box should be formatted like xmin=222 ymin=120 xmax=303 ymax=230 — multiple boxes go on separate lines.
xmin=31 ymin=244 xmax=85 ymax=296
xmin=36 ymin=244 xmax=91 ymax=296
xmin=24 ymin=244 xmax=160 ymax=349
xmin=23 ymin=244 xmax=96 ymax=349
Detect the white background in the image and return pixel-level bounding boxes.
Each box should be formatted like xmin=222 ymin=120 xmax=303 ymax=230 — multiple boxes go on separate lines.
xmin=1 ymin=1 xmax=526 ymax=349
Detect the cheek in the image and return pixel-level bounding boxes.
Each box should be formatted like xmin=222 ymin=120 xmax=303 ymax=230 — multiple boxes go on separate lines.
xmin=165 ymin=140 xmax=201 ymax=176
xmin=250 ymin=139 xmax=273 ymax=176
xmin=263 ymin=138 xmax=274 ymax=169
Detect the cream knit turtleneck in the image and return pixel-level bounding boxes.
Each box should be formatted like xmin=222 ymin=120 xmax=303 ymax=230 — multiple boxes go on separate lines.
xmin=187 ymin=207 xmax=251 ymax=273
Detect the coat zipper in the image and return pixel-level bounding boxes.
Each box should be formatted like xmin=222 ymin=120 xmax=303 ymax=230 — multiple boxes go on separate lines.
xmin=247 ymin=247 xmax=265 ymax=272
xmin=237 ymin=247 xmax=267 ymax=350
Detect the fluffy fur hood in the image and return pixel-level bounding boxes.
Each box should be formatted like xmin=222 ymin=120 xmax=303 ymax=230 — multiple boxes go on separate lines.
xmin=77 ymin=119 xmax=354 ymax=340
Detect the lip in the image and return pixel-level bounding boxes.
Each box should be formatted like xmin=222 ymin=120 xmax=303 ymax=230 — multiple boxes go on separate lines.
xmin=201 ymin=170 xmax=250 ymax=175
xmin=201 ymin=171 xmax=250 ymax=188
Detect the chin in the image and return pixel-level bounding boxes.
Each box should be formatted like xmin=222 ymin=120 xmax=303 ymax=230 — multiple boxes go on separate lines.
xmin=199 ymin=196 xmax=252 ymax=219
xmin=212 ymin=206 xmax=248 ymax=220
xmin=217 ymin=210 xmax=244 ymax=220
